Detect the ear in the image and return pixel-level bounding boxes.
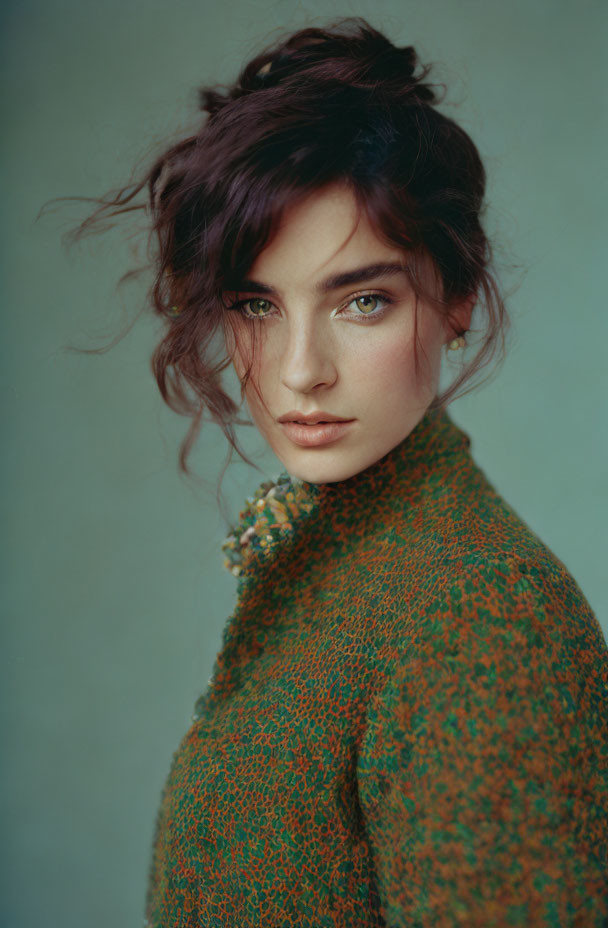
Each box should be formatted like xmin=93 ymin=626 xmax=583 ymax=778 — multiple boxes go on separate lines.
xmin=443 ymin=295 xmax=476 ymax=343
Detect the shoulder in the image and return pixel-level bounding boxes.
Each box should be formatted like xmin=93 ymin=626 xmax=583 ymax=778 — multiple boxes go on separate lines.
xmin=438 ymin=550 xmax=603 ymax=653
xmin=419 ymin=551 xmax=607 ymax=682
xmin=358 ymin=550 xmax=608 ymax=796
xmin=370 ymin=551 xmax=607 ymax=736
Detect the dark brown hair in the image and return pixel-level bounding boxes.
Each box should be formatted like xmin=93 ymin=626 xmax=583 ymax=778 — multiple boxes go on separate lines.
xmin=42 ymin=16 xmax=510 ymax=499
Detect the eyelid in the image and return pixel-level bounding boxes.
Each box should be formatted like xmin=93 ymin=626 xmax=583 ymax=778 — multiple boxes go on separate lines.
xmin=227 ymin=289 xmax=395 ymax=319
xmin=226 ymin=296 xmax=277 ymax=318
xmin=341 ymin=289 xmax=394 ymax=312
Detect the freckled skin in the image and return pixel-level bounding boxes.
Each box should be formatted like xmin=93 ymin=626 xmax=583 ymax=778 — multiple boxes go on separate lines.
xmin=225 ymin=182 xmax=472 ymax=484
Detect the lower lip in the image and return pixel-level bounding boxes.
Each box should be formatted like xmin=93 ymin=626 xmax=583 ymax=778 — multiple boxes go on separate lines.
xmin=280 ymin=420 xmax=355 ymax=447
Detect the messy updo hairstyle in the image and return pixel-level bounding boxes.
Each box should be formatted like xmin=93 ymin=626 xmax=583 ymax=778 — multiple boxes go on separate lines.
xmin=45 ymin=16 xmax=509 ymax=492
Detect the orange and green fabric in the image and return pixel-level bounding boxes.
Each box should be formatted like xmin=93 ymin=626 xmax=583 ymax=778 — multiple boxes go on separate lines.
xmin=144 ymin=406 xmax=608 ymax=926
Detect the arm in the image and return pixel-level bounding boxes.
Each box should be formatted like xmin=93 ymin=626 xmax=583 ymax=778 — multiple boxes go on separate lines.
xmin=356 ymin=556 xmax=608 ymax=927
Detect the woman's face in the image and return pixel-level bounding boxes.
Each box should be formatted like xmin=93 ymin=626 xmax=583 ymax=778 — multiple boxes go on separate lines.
xmin=224 ymin=182 xmax=471 ymax=484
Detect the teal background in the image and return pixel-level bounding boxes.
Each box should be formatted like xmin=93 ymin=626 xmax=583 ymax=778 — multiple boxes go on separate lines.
xmin=3 ymin=0 xmax=606 ymax=924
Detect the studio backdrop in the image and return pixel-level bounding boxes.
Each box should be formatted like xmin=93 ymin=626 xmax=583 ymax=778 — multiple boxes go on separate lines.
xmin=2 ymin=0 xmax=606 ymax=925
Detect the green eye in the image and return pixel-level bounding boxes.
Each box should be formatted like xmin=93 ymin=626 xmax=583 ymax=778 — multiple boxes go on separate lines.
xmin=354 ymin=295 xmax=379 ymax=314
xmin=247 ymin=298 xmax=272 ymax=317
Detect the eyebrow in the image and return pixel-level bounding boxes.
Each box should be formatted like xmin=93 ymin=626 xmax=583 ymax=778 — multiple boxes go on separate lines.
xmin=228 ymin=262 xmax=410 ymax=296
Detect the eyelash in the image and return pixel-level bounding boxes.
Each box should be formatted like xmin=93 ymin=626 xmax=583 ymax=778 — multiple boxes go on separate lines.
xmin=227 ymin=291 xmax=394 ymax=323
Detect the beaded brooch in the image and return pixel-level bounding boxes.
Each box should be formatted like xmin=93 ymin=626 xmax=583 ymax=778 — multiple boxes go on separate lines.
xmin=221 ymin=473 xmax=320 ymax=577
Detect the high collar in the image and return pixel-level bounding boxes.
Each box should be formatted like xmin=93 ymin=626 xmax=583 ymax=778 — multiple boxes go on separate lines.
xmin=221 ymin=405 xmax=471 ymax=584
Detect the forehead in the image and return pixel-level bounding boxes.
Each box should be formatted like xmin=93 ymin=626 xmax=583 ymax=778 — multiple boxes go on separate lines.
xmin=247 ymin=183 xmax=405 ymax=286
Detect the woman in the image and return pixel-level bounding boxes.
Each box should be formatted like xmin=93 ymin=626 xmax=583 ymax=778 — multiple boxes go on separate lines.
xmin=58 ymin=18 xmax=607 ymax=927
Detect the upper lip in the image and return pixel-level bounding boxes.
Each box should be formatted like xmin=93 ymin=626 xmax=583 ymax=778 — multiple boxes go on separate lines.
xmin=278 ymin=410 xmax=353 ymax=424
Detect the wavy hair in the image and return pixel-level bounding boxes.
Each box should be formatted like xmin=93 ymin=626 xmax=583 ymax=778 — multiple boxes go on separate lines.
xmin=41 ymin=16 xmax=511 ymax=501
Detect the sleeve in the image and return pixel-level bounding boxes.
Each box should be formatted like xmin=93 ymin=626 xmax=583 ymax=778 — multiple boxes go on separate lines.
xmin=355 ymin=556 xmax=608 ymax=928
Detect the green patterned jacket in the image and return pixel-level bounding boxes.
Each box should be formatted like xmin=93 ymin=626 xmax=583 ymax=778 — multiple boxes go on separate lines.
xmin=145 ymin=406 xmax=608 ymax=926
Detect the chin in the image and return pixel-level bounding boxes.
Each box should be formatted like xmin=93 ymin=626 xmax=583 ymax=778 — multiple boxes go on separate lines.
xmin=275 ymin=454 xmax=342 ymax=485
xmin=282 ymin=452 xmax=371 ymax=485
xmin=294 ymin=470 xmax=349 ymax=485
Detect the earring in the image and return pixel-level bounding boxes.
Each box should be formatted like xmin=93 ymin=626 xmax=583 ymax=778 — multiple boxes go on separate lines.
xmin=256 ymin=61 xmax=273 ymax=77
xmin=447 ymin=335 xmax=466 ymax=351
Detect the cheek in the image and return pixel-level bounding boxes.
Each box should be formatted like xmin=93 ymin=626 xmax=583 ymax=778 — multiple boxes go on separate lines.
xmin=350 ymin=318 xmax=442 ymax=416
xmin=242 ymin=336 xmax=281 ymax=396
xmin=240 ymin=346 xmax=275 ymax=417
xmin=351 ymin=335 xmax=419 ymax=407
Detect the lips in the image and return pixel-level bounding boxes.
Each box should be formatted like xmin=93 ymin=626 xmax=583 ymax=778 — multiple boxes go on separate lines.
xmin=279 ymin=419 xmax=355 ymax=447
xmin=277 ymin=411 xmax=352 ymax=425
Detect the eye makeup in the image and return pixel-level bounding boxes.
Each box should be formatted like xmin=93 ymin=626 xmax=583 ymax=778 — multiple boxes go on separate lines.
xmin=226 ymin=290 xmax=396 ymax=323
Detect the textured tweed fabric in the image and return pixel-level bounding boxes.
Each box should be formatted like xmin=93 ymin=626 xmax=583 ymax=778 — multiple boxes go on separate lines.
xmin=145 ymin=406 xmax=608 ymax=927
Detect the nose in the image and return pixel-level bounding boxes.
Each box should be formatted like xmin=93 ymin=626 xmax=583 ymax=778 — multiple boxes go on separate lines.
xmin=279 ymin=315 xmax=337 ymax=395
